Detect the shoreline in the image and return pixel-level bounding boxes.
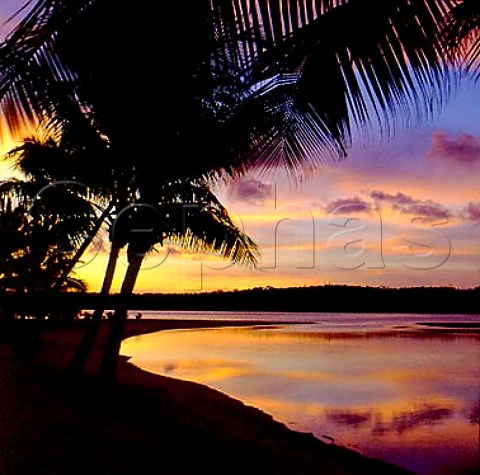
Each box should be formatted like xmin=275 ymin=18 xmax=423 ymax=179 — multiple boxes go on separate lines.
xmin=1 ymin=318 xmax=413 ymax=474
xmin=120 ymin=318 xmax=300 ymax=339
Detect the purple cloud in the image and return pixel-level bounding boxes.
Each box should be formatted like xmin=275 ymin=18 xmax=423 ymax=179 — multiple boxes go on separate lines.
xmin=326 ymin=410 xmax=372 ymax=428
xmin=370 ymin=190 xmax=416 ymax=207
xmin=370 ymin=190 xmax=449 ymax=221
xmin=325 ymin=196 xmax=372 ymax=215
xmin=373 ymin=404 xmax=453 ymax=435
xmin=427 ymin=132 xmax=480 ymax=164
xmin=461 ymin=202 xmax=480 ymax=225
xmin=228 ymin=178 xmax=274 ymax=204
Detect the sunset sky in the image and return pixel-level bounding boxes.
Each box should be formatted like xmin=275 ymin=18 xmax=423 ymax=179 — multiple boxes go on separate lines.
xmin=1 ymin=1 xmax=479 ymax=293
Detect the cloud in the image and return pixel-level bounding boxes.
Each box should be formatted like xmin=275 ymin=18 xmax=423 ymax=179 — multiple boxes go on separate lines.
xmin=325 ymin=196 xmax=372 ymax=215
xmin=228 ymin=178 xmax=274 ymax=204
xmin=427 ymin=132 xmax=480 ymax=164
xmin=370 ymin=190 xmax=415 ymax=207
xmin=370 ymin=190 xmax=449 ymax=221
xmin=326 ymin=410 xmax=372 ymax=428
xmin=469 ymin=401 xmax=479 ymax=424
xmin=373 ymin=404 xmax=453 ymax=435
xmin=461 ymin=202 xmax=480 ymax=225
xmin=325 ymin=191 xmax=450 ymax=222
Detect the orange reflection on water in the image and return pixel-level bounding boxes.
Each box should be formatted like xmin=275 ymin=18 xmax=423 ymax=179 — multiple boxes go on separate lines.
xmin=122 ymin=324 xmax=480 ymax=475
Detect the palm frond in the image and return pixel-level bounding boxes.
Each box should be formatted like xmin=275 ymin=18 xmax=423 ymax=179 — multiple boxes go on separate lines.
xmin=168 ymin=225 xmax=259 ymax=268
xmin=446 ymin=0 xmax=480 ymax=78
xmin=6 ymin=135 xmax=64 ymax=178
xmin=6 ymin=133 xmax=116 ymax=202
xmin=213 ymin=0 xmax=346 ymax=69
xmin=166 ymin=205 xmax=259 ymax=268
xmin=222 ymin=1 xmax=455 ymax=139
xmin=0 ymin=175 xmax=100 ymax=262
xmin=0 ymin=0 xmax=458 ymax=178
xmin=123 ymin=178 xmax=259 ymax=267
xmin=0 ymin=0 xmax=102 ymax=139
xmin=172 ymin=180 xmax=259 ymax=267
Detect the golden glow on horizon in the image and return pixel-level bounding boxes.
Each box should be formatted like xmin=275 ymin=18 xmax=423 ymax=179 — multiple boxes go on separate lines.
xmin=0 ymin=101 xmax=478 ymax=293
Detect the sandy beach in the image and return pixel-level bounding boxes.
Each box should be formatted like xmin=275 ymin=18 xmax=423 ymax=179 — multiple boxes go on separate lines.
xmin=0 ymin=319 xmax=413 ymax=474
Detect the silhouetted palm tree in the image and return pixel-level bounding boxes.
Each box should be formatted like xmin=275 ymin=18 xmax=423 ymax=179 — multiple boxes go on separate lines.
xmin=6 ymin=134 xmax=136 ymax=376
xmin=0 ymin=0 xmax=461 ymax=382
xmin=7 ymin=136 xmax=114 ymax=286
xmin=63 ymin=201 xmax=137 ymax=381
xmin=0 ymin=1 xmax=456 ymax=179
xmin=0 ymin=167 xmax=100 ymax=358
xmin=0 ymin=176 xmax=94 ymax=300
xmin=96 ymin=178 xmax=259 ymax=383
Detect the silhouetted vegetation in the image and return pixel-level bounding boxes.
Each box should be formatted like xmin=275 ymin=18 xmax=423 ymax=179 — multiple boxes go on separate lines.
xmin=0 ymin=3 xmax=478 ymax=472
xmin=447 ymin=0 xmax=480 ymax=78
xmin=1 ymin=1 xmax=478 ymax=383
xmin=1 ymin=285 xmax=478 ymax=316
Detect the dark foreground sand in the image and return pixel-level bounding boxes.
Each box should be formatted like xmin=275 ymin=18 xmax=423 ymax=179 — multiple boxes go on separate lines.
xmin=0 ymin=319 xmax=412 ymax=474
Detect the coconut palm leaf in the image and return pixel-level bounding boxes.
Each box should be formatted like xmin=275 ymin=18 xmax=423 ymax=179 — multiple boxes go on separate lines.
xmin=4 ymin=135 xmax=123 ymax=295
xmin=7 ymin=134 xmax=116 ymax=199
xmin=161 ymin=181 xmax=259 ymax=267
xmin=0 ymin=0 xmax=457 ymax=178
xmin=0 ymin=167 xmax=99 ymax=293
xmin=0 ymin=0 xmax=94 ymax=136
xmin=446 ymin=0 xmax=480 ymax=77
xmin=113 ymin=178 xmax=259 ymax=267
xmin=232 ymin=0 xmax=455 ymax=138
xmin=0 ymin=175 xmax=98 ymax=250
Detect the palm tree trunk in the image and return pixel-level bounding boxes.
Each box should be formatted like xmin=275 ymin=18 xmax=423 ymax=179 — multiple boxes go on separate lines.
xmin=53 ymin=202 xmax=113 ymax=292
xmin=63 ymin=240 xmax=122 ymax=381
xmin=95 ymin=248 xmax=144 ymax=385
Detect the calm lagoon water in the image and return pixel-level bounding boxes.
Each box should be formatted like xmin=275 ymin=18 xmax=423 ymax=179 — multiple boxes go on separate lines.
xmin=122 ymin=312 xmax=480 ymax=475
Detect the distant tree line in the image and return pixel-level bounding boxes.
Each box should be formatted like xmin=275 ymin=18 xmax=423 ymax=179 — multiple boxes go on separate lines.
xmin=1 ymin=285 xmax=478 ymax=316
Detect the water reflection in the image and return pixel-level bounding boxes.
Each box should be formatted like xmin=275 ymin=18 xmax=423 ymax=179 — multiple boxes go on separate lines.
xmin=326 ymin=409 xmax=373 ymax=427
xmin=122 ymin=322 xmax=480 ymax=475
xmin=370 ymin=404 xmax=454 ymax=434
